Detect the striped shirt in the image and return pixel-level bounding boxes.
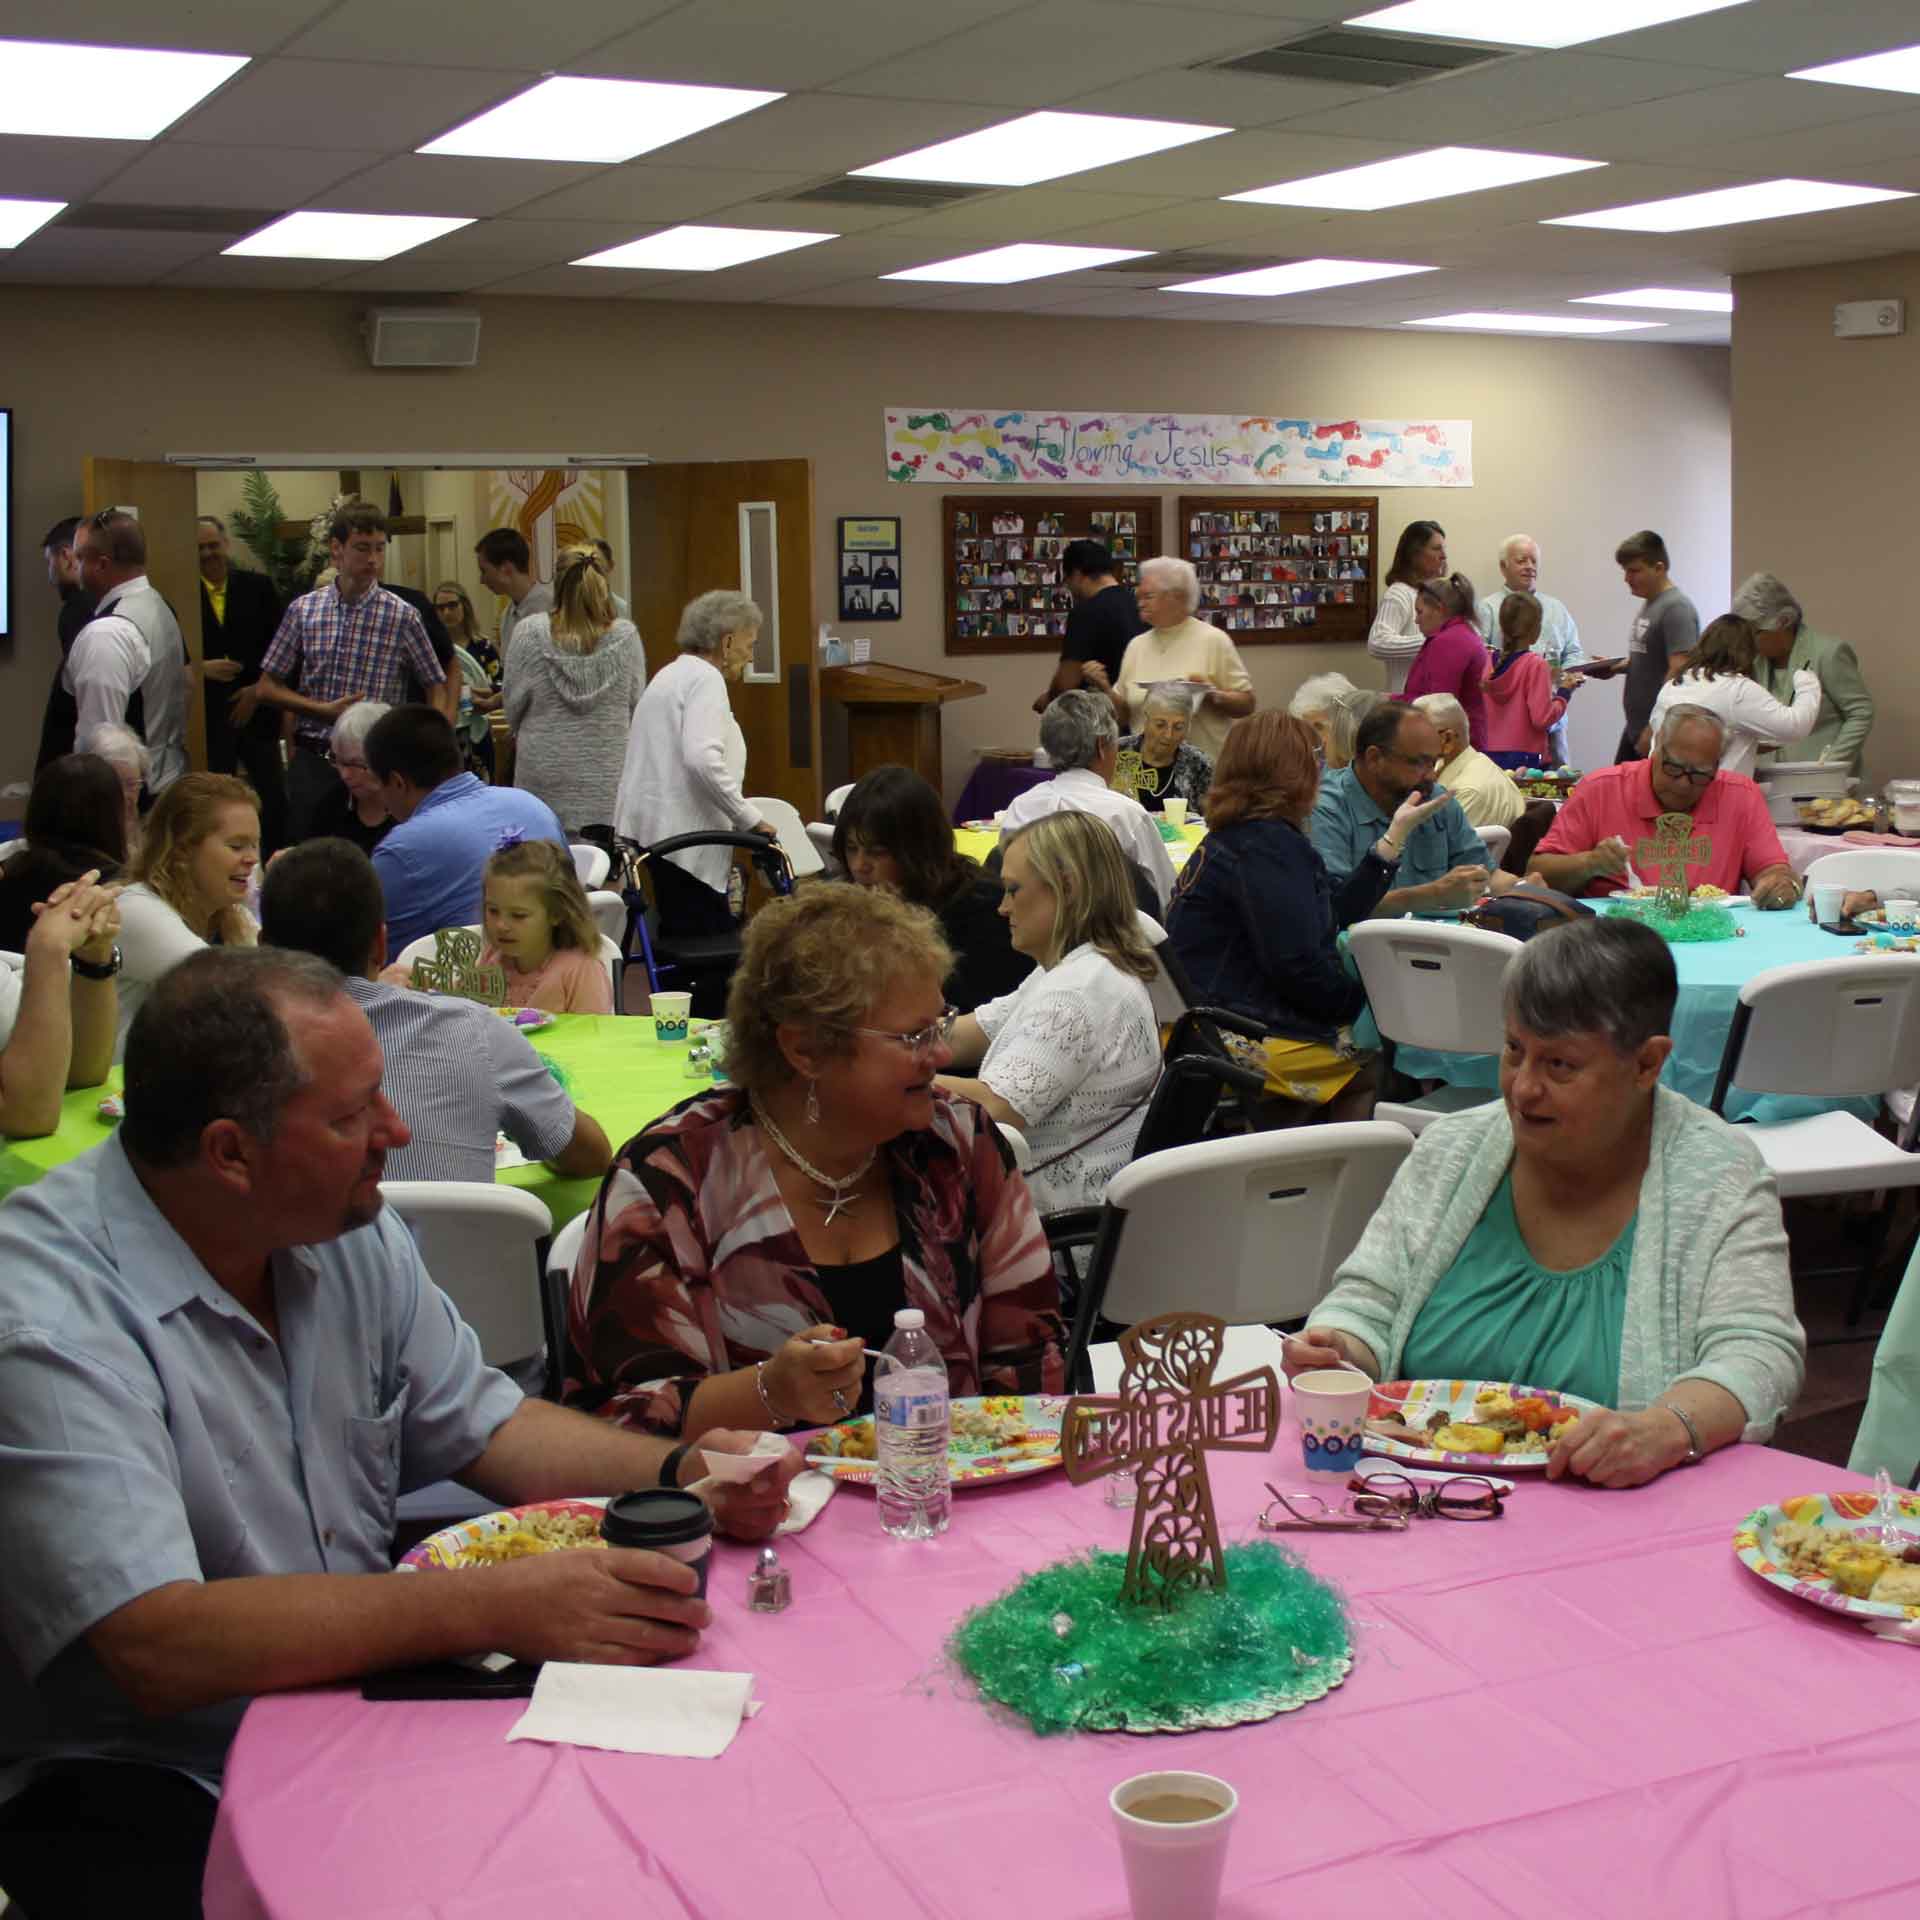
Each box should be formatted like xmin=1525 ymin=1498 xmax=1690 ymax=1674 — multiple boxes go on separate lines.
xmin=345 ymin=977 xmax=576 ymax=1183
xmin=262 ymin=583 xmax=444 ymax=752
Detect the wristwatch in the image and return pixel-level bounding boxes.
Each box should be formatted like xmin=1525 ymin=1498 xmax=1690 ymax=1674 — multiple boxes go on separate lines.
xmin=71 ymin=945 xmax=122 ymax=981
xmin=658 ymin=1442 xmax=693 ymax=1489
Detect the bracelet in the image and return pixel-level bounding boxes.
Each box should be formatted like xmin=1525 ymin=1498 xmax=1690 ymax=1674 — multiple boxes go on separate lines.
xmin=658 ymin=1442 xmax=692 ymax=1489
xmin=1375 ymin=838 xmax=1404 ymax=864
xmin=1657 ymin=1401 xmax=1702 ymax=1465
xmin=754 ymin=1359 xmax=791 ymax=1429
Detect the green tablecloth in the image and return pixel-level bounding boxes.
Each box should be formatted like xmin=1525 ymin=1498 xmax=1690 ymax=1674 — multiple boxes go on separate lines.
xmin=954 ymin=819 xmax=1204 ymax=872
xmin=0 ymin=1012 xmax=709 ymax=1230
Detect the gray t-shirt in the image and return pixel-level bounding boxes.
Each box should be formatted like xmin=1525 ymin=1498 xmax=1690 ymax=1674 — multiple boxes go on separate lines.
xmin=1624 ymin=585 xmax=1700 ymax=737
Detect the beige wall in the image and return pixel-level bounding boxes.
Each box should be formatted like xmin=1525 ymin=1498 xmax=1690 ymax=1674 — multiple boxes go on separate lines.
xmin=2 ymin=286 xmax=1729 ymax=797
xmin=1733 ymin=252 xmax=1915 ymax=795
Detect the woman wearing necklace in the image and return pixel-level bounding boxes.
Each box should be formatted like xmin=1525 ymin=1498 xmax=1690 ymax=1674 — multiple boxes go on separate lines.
xmin=564 ymin=885 xmax=1065 ymax=1441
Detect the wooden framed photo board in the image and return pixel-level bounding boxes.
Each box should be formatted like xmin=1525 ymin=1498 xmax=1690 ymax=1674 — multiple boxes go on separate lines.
xmin=1176 ymin=493 xmax=1380 ymax=647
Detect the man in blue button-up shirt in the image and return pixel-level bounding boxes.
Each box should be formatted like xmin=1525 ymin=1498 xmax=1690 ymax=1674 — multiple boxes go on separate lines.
xmin=366 ymin=704 xmax=569 ymax=953
xmin=0 ymin=949 xmax=799 ymax=1915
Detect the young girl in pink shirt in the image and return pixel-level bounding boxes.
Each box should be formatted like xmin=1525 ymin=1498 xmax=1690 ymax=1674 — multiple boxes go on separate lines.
xmin=480 ymin=838 xmax=615 ymax=1014
xmin=1483 ymin=591 xmax=1581 ymax=768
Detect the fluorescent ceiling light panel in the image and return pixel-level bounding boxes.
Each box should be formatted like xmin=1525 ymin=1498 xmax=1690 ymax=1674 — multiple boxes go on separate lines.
xmin=853 ymin=111 xmax=1228 ymax=188
xmin=1406 ymin=311 xmax=1665 ymax=334
xmin=0 ymin=198 xmax=65 ymax=248
xmin=1790 ymin=44 xmax=1920 ymax=96
xmin=0 ymin=37 xmax=247 ymax=140
xmin=1546 ymin=178 xmax=1911 ymax=232
xmin=574 ymin=224 xmax=836 ymax=270
xmin=1227 ymin=146 xmax=1603 ymax=212
xmin=224 ymin=212 xmax=474 ymax=261
xmin=885 ymin=243 xmax=1150 ymax=284
xmin=420 ymin=76 xmax=781 ymax=164
xmin=1164 ymin=257 xmax=1435 ymax=296
xmin=1344 ymin=1 xmax=1749 ymax=49
xmin=1573 ymin=286 xmax=1732 ymax=311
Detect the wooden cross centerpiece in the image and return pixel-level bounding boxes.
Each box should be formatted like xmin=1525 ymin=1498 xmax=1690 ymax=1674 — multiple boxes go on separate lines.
xmin=409 ymin=926 xmax=507 ymax=1006
xmin=1635 ymin=811 xmax=1713 ymax=917
xmin=1061 ymin=1312 xmax=1280 ymax=1610
xmin=1110 ymin=746 xmax=1152 ymax=804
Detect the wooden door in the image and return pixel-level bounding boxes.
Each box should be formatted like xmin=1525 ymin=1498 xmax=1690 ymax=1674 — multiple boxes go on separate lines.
xmin=627 ymin=459 xmax=819 ymax=819
xmin=84 ymin=458 xmax=206 ymax=773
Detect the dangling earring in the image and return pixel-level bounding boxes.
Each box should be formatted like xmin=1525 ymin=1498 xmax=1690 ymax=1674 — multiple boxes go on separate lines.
xmin=805 ymin=1078 xmax=821 ymax=1126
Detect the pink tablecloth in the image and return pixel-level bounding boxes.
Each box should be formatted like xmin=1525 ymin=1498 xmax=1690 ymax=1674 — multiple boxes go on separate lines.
xmin=1778 ymin=826 xmax=1920 ymax=876
xmin=206 ymin=1419 xmax=1919 ymax=1920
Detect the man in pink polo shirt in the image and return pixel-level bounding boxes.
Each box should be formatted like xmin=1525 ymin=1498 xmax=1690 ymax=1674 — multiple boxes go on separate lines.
xmin=1531 ymin=704 xmax=1801 ymax=909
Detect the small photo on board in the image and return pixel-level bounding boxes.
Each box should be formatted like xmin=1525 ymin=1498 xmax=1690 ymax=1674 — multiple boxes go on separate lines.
xmin=842 ymin=552 xmax=868 ymax=580
xmin=992 ymin=512 xmax=1024 ymax=535
xmin=845 ymin=588 xmax=871 ymax=614
xmin=1090 ymin=511 xmax=1115 ymax=534
xmin=954 ymin=512 xmax=975 ymax=534
xmin=1116 ymin=511 xmax=1137 ymax=534
xmin=1353 ymin=510 xmax=1371 ymax=531
xmin=1036 ymin=512 xmax=1065 ymax=535
xmin=1189 ymin=539 xmax=1206 ymax=560
xmin=872 ymin=589 xmax=899 ymax=618
xmin=1352 ymin=534 xmax=1370 ymax=557
xmin=1112 ymin=536 xmax=1135 ymax=559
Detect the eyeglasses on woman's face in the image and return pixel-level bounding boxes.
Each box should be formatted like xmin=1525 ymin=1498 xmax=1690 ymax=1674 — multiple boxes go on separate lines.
xmin=851 ymin=1008 xmax=956 ymax=1056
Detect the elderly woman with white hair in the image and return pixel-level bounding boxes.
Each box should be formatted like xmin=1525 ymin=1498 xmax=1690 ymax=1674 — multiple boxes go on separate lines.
xmin=1113 ymin=555 xmax=1254 ymax=760
xmin=1288 ymin=673 xmax=1379 ymax=771
xmin=1729 ymin=570 xmax=1875 ymax=775
xmin=319 ymin=699 xmax=395 ymax=855
xmin=613 ymin=588 xmax=775 ymax=936
xmin=76 ymin=721 xmax=148 ymax=857
xmin=1114 ymin=682 xmax=1213 ymax=816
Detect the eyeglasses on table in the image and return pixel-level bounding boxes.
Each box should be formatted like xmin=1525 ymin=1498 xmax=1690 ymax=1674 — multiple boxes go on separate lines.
xmin=1259 ymin=1472 xmax=1507 ymax=1533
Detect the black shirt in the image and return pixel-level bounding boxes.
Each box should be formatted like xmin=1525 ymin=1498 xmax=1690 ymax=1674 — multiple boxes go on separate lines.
xmin=34 ymin=587 xmax=98 ymax=776
xmin=812 ymin=1246 xmax=907 ymax=1417
xmin=1061 ymin=582 xmax=1146 ymax=686
xmin=936 ymin=871 xmax=1034 ymax=1014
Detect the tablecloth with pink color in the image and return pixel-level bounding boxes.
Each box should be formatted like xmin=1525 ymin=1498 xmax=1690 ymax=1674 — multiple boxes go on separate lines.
xmin=1779 ymin=827 xmax=1920 ymax=877
xmin=204 ymin=1414 xmax=1920 ymax=1920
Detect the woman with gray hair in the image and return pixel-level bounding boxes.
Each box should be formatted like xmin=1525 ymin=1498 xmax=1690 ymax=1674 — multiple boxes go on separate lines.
xmin=1288 ymin=672 xmax=1378 ymax=770
xmin=1115 ymin=682 xmax=1213 ymax=815
xmin=1285 ymin=914 xmax=1805 ymax=1487
xmin=320 ymin=699 xmax=394 ymax=855
xmin=1729 ymin=570 xmax=1875 ymax=774
xmin=77 ymin=720 xmax=149 ymax=857
xmin=1114 ymin=555 xmax=1254 ymax=760
xmin=613 ymin=589 xmax=775 ymax=934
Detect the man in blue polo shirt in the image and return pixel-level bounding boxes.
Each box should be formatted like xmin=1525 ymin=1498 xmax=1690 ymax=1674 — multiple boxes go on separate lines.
xmin=1312 ymin=702 xmax=1530 ymax=918
xmin=366 ymin=704 xmax=568 ymax=952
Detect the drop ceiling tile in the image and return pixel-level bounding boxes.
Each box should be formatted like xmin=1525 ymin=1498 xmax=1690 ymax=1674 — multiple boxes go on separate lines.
xmin=6 ymin=225 xmax=219 ymax=272
xmin=479 ymin=263 xmax=684 ymax=297
xmin=324 ymin=260 xmax=501 ymax=292
xmin=1598 ymin=0 xmax=1920 ymax=74
xmin=1533 ymin=77 xmax=1905 ymax=164
xmin=579 ymin=0 xmax=1027 ymax=92
xmin=871 ymin=187 xmax=1186 ymax=244
xmin=1061 ymin=69 xmax=1375 ymax=130
xmin=771 ymin=279 xmax=948 ymax=308
xmin=284 ymin=0 xmax=679 ymax=69
xmin=821 ymin=0 xmax=1283 ymax=108
xmin=1038 ymin=199 xmax=1337 ymax=246
xmin=157 ymin=254 xmax=346 ymax=288
xmin=1653 ymin=107 xmax=1920 ymax=175
xmin=394 ymin=217 xmax=644 ymax=268
xmin=903 ymin=279 xmax=1119 ymax=311
xmin=509 ymin=163 xmax=824 ymax=225
xmin=1038 ymin=128 xmax=1413 ymax=197
xmin=94 ymin=142 xmax=377 ymax=207
xmin=317 ymin=154 xmax=604 ymax=217
xmin=0 ymin=0 xmax=325 ymax=52
xmin=171 ymin=58 xmax=521 ymax=152
xmin=0 ymin=134 xmax=149 ymax=199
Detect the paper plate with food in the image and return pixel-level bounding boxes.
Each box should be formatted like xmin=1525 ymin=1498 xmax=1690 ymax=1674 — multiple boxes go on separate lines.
xmin=1364 ymin=1380 xmax=1601 ymax=1471
xmin=1734 ymin=1491 xmax=1920 ymax=1623
xmin=398 ymin=1498 xmax=609 ymax=1572
xmin=807 ymin=1394 xmax=1065 ymax=1486
xmin=1618 ymin=884 xmax=1749 ymax=908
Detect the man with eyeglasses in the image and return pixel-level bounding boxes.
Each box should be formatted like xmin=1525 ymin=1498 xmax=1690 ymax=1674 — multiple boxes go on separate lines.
xmin=1531 ymin=705 xmax=1800 ymax=909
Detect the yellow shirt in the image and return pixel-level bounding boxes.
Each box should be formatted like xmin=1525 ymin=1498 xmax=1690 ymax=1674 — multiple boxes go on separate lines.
xmin=1115 ymin=618 xmax=1254 ymax=760
xmin=204 ymin=576 xmax=228 ymax=627
xmin=1437 ymin=745 xmax=1525 ymax=831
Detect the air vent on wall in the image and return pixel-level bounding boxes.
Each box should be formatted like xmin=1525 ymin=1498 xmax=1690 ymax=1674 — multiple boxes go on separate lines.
xmin=363 ymin=308 xmax=482 ymax=369
xmin=761 ymin=177 xmax=992 ymax=212
xmin=58 ymin=203 xmax=275 ymax=234
xmin=1199 ymin=28 xmax=1509 ymax=89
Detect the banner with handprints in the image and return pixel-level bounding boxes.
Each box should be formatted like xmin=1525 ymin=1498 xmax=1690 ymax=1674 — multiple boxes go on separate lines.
xmin=884 ymin=409 xmax=1471 ymax=488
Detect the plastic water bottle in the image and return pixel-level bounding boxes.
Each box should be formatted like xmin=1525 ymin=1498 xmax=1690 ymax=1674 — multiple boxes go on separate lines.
xmin=874 ymin=1308 xmax=951 ymax=1539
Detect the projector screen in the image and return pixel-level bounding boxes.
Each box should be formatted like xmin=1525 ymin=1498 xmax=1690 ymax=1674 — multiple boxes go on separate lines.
xmin=0 ymin=408 xmax=11 ymax=641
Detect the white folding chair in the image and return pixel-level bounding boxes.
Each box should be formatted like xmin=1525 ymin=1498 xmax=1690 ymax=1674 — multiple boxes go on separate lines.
xmin=588 ymin=889 xmax=626 ymax=947
xmin=1803 ymin=850 xmax=1920 ymax=899
xmin=1091 ymin=1323 xmax=1290 ymax=1394
xmin=596 ymin=933 xmax=624 ymax=1008
xmin=1135 ymin=909 xmax=1189 ymax=1027
xmin=1064 ymin=1123 xmax=1413 ymax=1385
xmin=746 ymin=795 xmax=825 ymax=878
xmin=1347 ymin=920 xmax=1520 ymax=1135
xmin=806 ymin=822 xmax=842 ymax=875
xmin=1708 ymin=956 xmax=1920 ymax=1195
xmin=394 ymin=927 xmax=471 ymax=976
xmin=1476 ymin=823 xmax=1511 ymax=866
xmin=825 ymin=783 xmax=854 ymax=820
xmin=570 ymin=842 xmax=611 ymax=890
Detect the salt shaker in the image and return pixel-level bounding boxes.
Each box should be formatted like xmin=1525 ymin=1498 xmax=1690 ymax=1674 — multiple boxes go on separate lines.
xmin=747 ymin=1545 xmax=792 ymax=1612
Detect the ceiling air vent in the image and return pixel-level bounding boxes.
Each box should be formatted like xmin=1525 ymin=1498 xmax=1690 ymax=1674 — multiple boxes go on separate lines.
xmin=59 ymin=203 xmax=273 ymax=234
xmin=1200 ymin=28 xmax=1509 ymax=89
xmin=763 ymin=177 xmax=993 ymax=212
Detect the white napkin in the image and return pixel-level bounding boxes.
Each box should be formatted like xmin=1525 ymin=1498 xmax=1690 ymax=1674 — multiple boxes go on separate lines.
xmin=685 ymin=1433 xmax=837 ymax=1534
xmin=776 ymin=1468 xmax=837 ymax=1535
xmin=507 ymin=1662 xmax=756 ymax=1759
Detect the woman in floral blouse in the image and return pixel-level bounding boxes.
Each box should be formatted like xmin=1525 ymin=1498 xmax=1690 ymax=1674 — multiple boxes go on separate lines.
xmin=565 ymin=885 xmax=1064 ymax=1438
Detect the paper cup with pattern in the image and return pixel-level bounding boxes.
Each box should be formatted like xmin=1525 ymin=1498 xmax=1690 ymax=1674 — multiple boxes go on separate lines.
xmin=1291 ymin=1367 xmax=1372 ymax=1475
xmin=650 ymin=991 xmax=692 ymax=1042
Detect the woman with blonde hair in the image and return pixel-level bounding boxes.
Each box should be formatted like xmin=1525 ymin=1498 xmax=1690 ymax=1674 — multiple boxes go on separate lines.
xmin=114 ymin=772 xmax=259 ymax=1057
xmin=505 ymin=544 xmax=646 ymax=832
xmin=565 ymin=882 xmax=1062 ymax=1438
xmin=477 ymin=836 xmax=613 ymax=1014
xmin=938 ymin=810 xmax=1161 ymax=1213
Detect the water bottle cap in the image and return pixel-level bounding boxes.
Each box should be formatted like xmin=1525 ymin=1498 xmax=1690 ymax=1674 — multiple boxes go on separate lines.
xmin=893 ymin=1308 xmax=925 ymax=1331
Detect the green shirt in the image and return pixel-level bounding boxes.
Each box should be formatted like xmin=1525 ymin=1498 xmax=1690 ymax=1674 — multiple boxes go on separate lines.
xmin=1400 ymin=1171 xmax=1634 ymax=1407
xmin=1751 ymin=625 xmax=1873 ymax=774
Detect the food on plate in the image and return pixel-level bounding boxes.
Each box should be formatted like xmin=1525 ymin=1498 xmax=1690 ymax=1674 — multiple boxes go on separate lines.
xmin=1623 ymin=883 xmax=1729 ymax=903
xmin=1871 ymin=1564 xmax=1920 ymax=1605
xmin=1366 ymin=1386 xmax=1583 ymax=1457
xmin=1770 ymin=1518 xmax=1920 ymax=1604
xmin=815 ymin=1421 xmax=878 ymax=1461
xmin=1430 ymin=1422 xmax=1506 ymax=1454
xmin=1799 ymin=796 xmax=1875 ymax=829
xmin=449 ymin=1507 xmax=606 ymax=1567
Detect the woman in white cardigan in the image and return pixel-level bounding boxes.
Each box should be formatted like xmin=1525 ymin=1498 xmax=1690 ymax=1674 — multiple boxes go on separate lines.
xmin=1286 ymin=915 xmax=1804 ymax=1488
xmin=1645 ymin=613 xmax=1820 ymax=776
xmin=1366 ymin=519 xmax=1448 ymax=693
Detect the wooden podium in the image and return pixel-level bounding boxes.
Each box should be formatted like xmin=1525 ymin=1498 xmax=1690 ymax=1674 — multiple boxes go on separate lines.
xmin=821 ymin=661 xmax=986 ymax=789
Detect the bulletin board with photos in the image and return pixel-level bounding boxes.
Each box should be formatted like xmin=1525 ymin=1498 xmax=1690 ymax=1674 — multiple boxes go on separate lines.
xmin=942 ymin=494 xmax=1163 ymax=657
xmin=1177 ymin=494 xmax=1379 ymax=647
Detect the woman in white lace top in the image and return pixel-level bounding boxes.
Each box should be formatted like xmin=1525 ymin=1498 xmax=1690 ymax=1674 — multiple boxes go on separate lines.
xmin=937 ymin=810 xmax=1160 ymax=1214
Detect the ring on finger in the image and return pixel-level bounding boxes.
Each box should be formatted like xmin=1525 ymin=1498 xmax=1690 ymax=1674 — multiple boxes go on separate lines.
xmin=831 ymin=1388 xmax=850 ymax=1414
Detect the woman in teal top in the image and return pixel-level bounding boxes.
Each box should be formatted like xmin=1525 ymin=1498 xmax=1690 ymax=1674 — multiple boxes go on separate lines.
xmin=1287 ymin=916 xmax=1805 ymax=1489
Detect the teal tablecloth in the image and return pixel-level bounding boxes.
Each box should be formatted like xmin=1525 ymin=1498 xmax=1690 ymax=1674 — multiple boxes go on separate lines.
xmin=1392 ymin=904 xmax=1879 ymax=1126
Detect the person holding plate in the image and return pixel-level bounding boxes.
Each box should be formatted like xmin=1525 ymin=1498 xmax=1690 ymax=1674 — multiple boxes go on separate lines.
xmin=1282 ymin=916 xmax=1804 ymax=1488
xmin=1112 ymin=556 xmax=1254 ymax=760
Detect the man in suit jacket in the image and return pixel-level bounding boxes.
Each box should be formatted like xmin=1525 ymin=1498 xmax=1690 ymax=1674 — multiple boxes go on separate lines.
xmin=198 ymin=515 xmax=290 ymax=854
xmin=36 ymin=516 xmax=98 ymax=775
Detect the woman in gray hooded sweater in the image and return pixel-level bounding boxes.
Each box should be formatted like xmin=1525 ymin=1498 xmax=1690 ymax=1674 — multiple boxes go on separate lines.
xmin=505 ymin=544 xmax=647 ymax=834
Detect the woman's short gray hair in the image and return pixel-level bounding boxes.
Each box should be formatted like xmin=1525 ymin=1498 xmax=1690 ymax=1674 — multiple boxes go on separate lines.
xmin=1138 ymin=555 xmax=1200 ymax=615
xmin=1141 ymin=682 xmax=1198 ymax=719
xmin=331 ymin=699 xmax=392 ymax=757
xmin=78 ymin=720 xmax=149 ymax=781
xmin=1655 ymin=702 xmax=1730 ymax=758
xmin=677 ymin=589 xmax=763 ymax=655
xmin=1039 ymin=688 xmax=1119 ymax=771
xmin=1728 ymin=571 xmax=1804 ymax=635
xmin=1288 ymin=673 xmax=1379 ymax=767
xmin=1503 ymin=915 xmax=1677 ymax=1057
xmin=1411 ymin=692 xmax=1469 ymax=741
